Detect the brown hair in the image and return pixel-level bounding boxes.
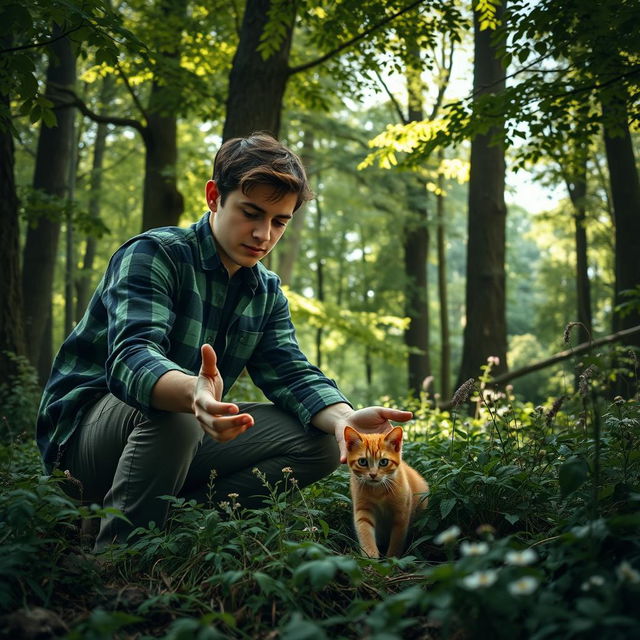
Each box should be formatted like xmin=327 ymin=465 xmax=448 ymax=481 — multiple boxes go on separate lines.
xmin=212 ymin=133 xmax=312 ymax=211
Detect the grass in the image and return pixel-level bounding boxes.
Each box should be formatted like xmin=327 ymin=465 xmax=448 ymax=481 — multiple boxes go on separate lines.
xmin=1 ymin=362 xmax=639 ymax=639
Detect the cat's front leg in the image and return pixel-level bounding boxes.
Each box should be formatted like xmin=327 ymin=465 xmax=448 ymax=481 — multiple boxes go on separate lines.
xmin=386 ymin=519 xmax=409 ymax=557
xmin=354 ymin=511 xmax=380 ymax=558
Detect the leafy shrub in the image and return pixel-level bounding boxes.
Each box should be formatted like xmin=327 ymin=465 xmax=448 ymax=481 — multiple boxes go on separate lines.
xmin=0 ymin=352 xmax=41 ymax=439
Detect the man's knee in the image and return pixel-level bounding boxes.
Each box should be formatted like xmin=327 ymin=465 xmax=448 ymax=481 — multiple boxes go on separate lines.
xmin=293 ymin=430 xmax=340 ymax=485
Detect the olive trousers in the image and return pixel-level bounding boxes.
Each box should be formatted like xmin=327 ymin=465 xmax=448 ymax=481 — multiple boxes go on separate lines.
xmin=61 ymin=393 xmax=340 ymax=551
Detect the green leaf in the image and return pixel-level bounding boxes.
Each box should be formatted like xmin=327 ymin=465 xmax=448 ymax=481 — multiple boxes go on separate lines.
xmin=559 ymin=457 xmax=589 ymax=498
xmin=440 ymin=497 xmax=457 ymax=519
xmin=293 ymin=559 xmax=337 ymax=589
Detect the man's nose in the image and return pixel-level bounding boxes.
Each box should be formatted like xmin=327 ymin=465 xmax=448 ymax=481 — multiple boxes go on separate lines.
xmin=252 ymin=220 xmax=270 ymax=242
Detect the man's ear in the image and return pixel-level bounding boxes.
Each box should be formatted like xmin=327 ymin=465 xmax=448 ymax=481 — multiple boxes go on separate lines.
xmin=205 ymin=180 xmax=219 ymax=211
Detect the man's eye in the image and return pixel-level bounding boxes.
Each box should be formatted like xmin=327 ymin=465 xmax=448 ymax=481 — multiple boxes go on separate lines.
xmin=273 ymin=219 xmax=287 ymax=228
xmin=242 ymin=210 xmax=259 ymax=219
xmin=357 ymin=458 xmax=368 ymax=467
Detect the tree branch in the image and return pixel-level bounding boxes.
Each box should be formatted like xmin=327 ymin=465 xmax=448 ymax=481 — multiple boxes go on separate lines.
xmin=288 ymin=0 xmax=428 ymax=76
xmin=374 ymin=69 xmax=408 ymax=124
xmin=0 ymin=23 xmax=84 ymax=54
xmin=52 ymin=85 xmax=146 ymax=136
xmin=115 ymin=61 xmax=149 ymax=124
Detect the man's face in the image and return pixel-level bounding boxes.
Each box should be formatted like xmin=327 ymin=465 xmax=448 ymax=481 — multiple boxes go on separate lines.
xmin=205 ymin=180 xmax=296 ymax=276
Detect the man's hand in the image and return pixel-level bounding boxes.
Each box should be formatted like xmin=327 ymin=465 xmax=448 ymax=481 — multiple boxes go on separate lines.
xmin=334 ymin=406 xmax=413 ymax=463
xmin=193 ymin=344 xmax=254 ymax=442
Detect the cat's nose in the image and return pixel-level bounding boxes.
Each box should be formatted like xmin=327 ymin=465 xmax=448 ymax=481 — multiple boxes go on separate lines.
xmin=369 ymin=473 xmax=377 ymax=480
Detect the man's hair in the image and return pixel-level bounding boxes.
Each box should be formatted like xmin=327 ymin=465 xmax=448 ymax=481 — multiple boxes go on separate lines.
xmin=212 ymin=133 xmax=312 ymax=211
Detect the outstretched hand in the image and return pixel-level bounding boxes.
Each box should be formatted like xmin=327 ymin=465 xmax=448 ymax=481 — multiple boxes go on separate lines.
xmin=192 ymin=344 xmax=254 ymax=442
xmin=335 ymin=406 xmax=413 ymax=463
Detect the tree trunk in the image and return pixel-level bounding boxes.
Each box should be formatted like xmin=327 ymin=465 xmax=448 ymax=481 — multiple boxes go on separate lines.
xmin=565 ymin=155 xmax=592 ymax=346
xmin=315 ymin=184 xmax=324 ymax=368
xmin=403 ymin=45 xmax=431 ymax=395
xmin=0 ymin=91 xmax=26 ymax=383
xmin=21 ymin=30 xmax=76 ymax=382
xmin=277 ymin=128 xmax=313 ymax=285
xmin=602 ymin=99 xmax=640 ymax=348
xmin=457 ymin=5 xmax=508 ymax=385
xmin=141 ymin=105 xmax=184 ymax=230
xmin=222 ymin=0 xmax=295 ymax=140
xmin=436 ymin=152 xmax=451 ymax=400
xmin=76 ymin=79 xmax=114 ymax=320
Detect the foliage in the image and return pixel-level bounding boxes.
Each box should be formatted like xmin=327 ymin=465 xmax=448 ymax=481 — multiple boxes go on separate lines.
xmin=1 ymin=358 xmax=639 ymax=637
xmin=0 ymin=352 xmax=41 ymax=439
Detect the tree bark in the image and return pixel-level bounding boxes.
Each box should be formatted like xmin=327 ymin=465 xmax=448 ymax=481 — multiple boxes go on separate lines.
xmin=76 ymin=78 xmax=114 ymax=320
xmin=457 ymin=6 xmax=508 ymax=385
xmin=565 ymin=154 xmax=592 ymax=346
xmin=21 ymin=30 xmax=76 ymax=382
xmin=436 ymin=152 xmax=451 ymax=400
xmin=222 ymin=0 xmax=295 ymax=140
xmin=403 ymin=44 xmax=431 ymax=395
xmin=0 ymin=91 xmax=26 ymax=383
xmin=602 ymin=99 xmax=640 ymax=348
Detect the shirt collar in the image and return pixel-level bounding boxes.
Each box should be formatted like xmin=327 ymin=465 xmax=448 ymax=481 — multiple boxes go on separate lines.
xmin=195 ymin=212 xmax=259 ymax=291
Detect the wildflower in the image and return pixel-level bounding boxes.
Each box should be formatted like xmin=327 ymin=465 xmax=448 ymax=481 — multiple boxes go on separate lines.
xmin=508 ymin=576 xmax=539 ymax=595
xmin=227 ymin=493 xmax=239 ymax=499
xmin=579 ymin=364 xmax=597 ymax=397
xmin=505 ymin=549 xmax=537 ymax=566
xmin=487 ymin=356 xmax=500 ymax=366
xmin=460 ymin=541 xmax=489 ymax=557
xmin=462 ymin=570 xmax=498 ymax=590
xmin=218 ymin=501 xmax=230 ymax=509
xmin=581 ymin=575 xmax=605 ymax=591
xmin=563 ymin=322 xmax=580 ymax=344
xmin=434 ymin=525 xmax=461 ymax=545
xmin=302 ymin=526 xmax=319 ymax=533
xmin=616 ymin=561 xmax=640 ymax=584
xmin=282 ymin=467 xmax=293 ymax=474
xmin=452 ymin=378 xmax=475 ymax=407
xmin=545 ymin=396 xmax=565 ymax=426
xmin=476 ymin=524 xmax=496 ymax=539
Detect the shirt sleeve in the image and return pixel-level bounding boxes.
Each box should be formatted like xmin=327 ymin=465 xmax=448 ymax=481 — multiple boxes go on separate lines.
xmin=102 ymin=237 xmax=190 ymax=414
xmin=246 ymin=288 xmax=351 ymax=426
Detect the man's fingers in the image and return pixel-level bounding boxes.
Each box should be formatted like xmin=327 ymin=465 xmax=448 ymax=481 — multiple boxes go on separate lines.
xmin=202 ymin=416 xmax=253 ymax=442
xmin=378 ymin=408 xmax=413 ymax=422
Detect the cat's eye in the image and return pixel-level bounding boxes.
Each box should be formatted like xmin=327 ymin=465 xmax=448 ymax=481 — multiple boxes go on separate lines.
xmin=379 ymin=458 xmax=389 ymax=467
xmin=357 ymin=458 xmax=368 ymax=467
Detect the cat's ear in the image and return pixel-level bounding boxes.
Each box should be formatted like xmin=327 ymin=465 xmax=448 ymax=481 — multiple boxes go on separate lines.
xmin=385 ymin=426 xmax=403 ymax=452
xmin=344 ymin=426 xmax=363 ymax=450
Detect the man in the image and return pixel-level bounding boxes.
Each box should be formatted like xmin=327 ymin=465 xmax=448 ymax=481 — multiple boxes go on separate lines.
xmin=37 ymin=133 xmax=412 ymax=550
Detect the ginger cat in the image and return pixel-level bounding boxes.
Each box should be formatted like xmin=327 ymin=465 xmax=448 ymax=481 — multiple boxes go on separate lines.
xmin=344 ymin=426 xmax=428 ymax=558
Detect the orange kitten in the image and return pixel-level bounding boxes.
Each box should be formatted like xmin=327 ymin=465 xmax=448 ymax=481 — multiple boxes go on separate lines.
xmin=344 ymin=426 xmax=428 ymax=558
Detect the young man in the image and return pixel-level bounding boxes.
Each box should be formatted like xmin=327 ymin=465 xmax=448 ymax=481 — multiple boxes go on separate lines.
xmin=37 ymin=133 xmax=412 ymax=550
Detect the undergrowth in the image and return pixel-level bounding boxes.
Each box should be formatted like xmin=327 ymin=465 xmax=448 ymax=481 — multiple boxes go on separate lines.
xmin=1 ymin=355 xmax=639 ymax=639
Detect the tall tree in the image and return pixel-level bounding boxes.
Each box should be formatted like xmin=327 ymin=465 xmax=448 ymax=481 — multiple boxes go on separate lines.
xmin=21 ymin=30 xmax=77 ymax=382
xmin=457 ymin=1 xmax=508 ymax=385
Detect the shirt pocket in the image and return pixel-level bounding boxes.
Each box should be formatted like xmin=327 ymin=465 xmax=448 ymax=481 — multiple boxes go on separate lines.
xmin=234 ymin=330 xmax=263 ymax=359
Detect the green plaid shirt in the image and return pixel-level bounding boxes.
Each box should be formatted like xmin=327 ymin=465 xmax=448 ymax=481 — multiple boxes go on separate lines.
xmin=37 ymin=212 xmax=348 ymax=469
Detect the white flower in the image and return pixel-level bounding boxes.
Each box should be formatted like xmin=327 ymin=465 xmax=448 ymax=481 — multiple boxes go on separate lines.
xmin=508 ymin=576 xmax=539 ymax=596
xmin=462 ymin=570 xmax=498 ymax=590
xmin=460 ymin=541 xmax=489 ymax=557
xmin=581 ymin=575 xmax=606 ymax=591
xmin=302 ymin=526 xmax=319 ymax=533
xmin=227 ymin=492 xmax=239 ymax=499
xmin=616 ymin=561 xmax=640 ymax=584
xmin=434 ymin=525 xmax=461 ymax=545
xmin=505 ymin=549 xmax=537 ymax=566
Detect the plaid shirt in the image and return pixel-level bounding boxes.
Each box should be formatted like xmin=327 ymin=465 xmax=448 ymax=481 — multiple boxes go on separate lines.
xmin=37 ymin=212 xmax=349 ymax=469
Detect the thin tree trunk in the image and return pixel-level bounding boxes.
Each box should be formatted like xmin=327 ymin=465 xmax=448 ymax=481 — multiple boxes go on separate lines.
xmin=403 ymin=43 xmax=431 ymax=395
xmin=277 ymin=128 xmax=314 ymax=285
xmin=602 ymin=99 xmax=640 ymax=348
xmin=21 ymin=29 xmax=76 ymax=382
xmin=0 ymin=89 xmax=26 ymax=383
xmin=565 ymin=154 xmax=592 ymax=346
xmin=436 ymin=152 xmax=451 ymax=400
xmin=457 ymin=5 xmax=508 ymax=385
xmin=315 ymin=187 xmax=324 ymax=368
xmin=222 ymin=0 xmax=295 ymax=140
xmin=76 ymin=79 xmax=114 ymax=319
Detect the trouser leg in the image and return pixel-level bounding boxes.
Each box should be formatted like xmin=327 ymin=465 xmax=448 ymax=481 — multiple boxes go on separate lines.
xmin=61 ymin=394 xmax=204 ymax=550
xmin=181 ymin=402 xmax=340 ymax=509
xmin=61 ymin=395 xmax=340 ymax=549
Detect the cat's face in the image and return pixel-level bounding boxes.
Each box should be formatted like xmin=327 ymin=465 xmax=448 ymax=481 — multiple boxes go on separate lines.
xmin=344 ymin=426 xmax=403 ymax=487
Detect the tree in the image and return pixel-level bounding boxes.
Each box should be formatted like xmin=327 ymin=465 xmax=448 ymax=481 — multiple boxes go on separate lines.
xmin=457 ymin=1 xmax=508 ymax=384
xmin=21 ymin=30 xmax=77 ymax=382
